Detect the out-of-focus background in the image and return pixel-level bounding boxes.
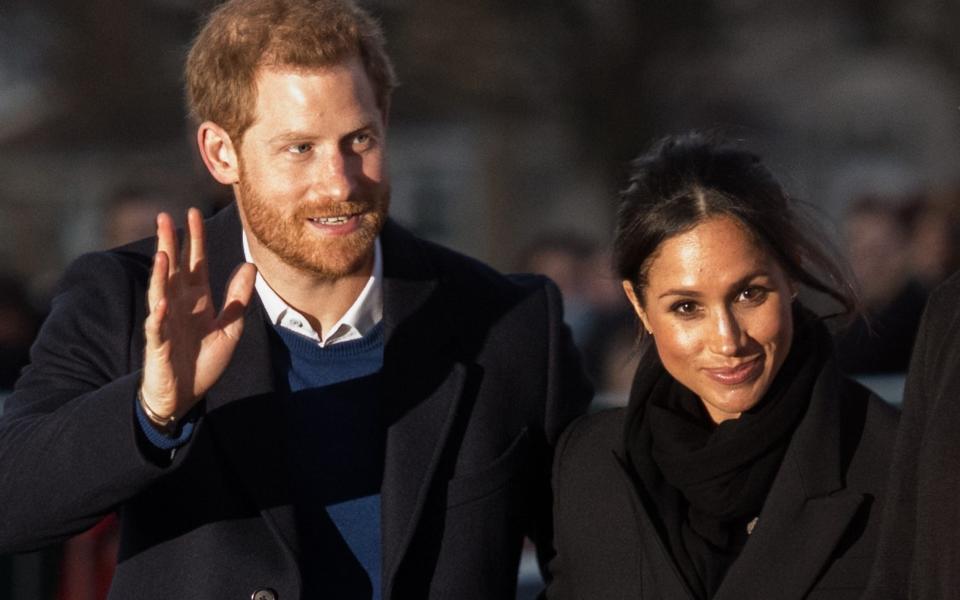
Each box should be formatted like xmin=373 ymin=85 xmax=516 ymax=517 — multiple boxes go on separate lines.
xmin=2 ymin=1 xmax=959 ymax=598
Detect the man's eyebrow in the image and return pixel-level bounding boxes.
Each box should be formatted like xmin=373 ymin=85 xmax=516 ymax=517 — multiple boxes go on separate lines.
xmin=267 ymin=121 xmax=380 ymax=145
xmin=347 ymin=120 xmax=381 ymax=135
xmin=267 ymin=130 xmax=312 ymax=144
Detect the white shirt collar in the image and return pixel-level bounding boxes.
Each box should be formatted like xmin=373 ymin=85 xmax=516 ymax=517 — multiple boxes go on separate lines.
xmin=242 ymin=231 xmax=383 ymax=347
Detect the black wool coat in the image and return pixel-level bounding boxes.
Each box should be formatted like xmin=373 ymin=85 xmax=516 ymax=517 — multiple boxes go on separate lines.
xmin=865 ymin=271 xmax=960 ymax=599
xmin=547 ymin=359 xmax=898 ymax=600
xmin=0 ymin=203 xmax=592 ymax=600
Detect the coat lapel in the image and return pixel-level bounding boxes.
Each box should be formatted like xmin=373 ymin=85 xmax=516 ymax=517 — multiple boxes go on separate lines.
xmin=715 ymin=361 xmax=865 ymax=600
xmin=377 ymin=221 xmax=471 ymax=595
xmin=715 ymin=464 xmax=863 ymax=599
xmin=198 ymin=204 xmax=302 ymax=565
xmin=614 ymin=452 xmax=696 ymax=600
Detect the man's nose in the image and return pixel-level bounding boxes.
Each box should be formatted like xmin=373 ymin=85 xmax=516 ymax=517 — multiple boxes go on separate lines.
xmin=313 ymin=148 xmax=356 ymax=203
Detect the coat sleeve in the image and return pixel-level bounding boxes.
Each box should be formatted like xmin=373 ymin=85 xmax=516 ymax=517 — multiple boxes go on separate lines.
xmin=541 ymin=413 xmax=587 ymax=600
xmin=865 ymin=274 xmax=960 ymax=598
xmin=526 ymin=276 xmax=593 ymax=590
xmin=544 ymin=409 xmax=647 ymax=600
xmin=541 ymin=277 xmax=594 ymax=446
xmin=0 ymin=251 xmax=188 ymax=553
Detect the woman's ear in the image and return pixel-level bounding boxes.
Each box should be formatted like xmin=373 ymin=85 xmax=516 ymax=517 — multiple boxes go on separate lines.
xmin=622 ymin=280 xmax=653 ymax=335
xmin=197 ymin=121 xmax=240 ymax=185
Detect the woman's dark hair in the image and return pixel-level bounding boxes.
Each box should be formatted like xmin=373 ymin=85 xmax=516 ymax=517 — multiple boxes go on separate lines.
xmin=614 ymin=132 xmax=858 ymax=319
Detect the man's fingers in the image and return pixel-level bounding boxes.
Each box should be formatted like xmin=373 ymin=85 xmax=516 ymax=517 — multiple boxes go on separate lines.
xmin=144 ymin=297 xmax=168 ymax=348
xmin=147 ymin=251 xmax=170 ymax=315
xmin=186 ymin=207 xmax=208 ymax=280
xmin=145 ymin=252 xmax=170 ymax=348
xmin=225 ymin=262 xmax=257 ymax=306
xmin=155 ymin=212 xmax=178 ymax=278
xmin=218 ymin=262 xmax=257 ymax=338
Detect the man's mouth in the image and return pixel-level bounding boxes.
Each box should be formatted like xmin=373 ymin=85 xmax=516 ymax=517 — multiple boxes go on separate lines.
xmin=304 ymin=213 xmax=364 ymax=236
xmin=308 ymin=216 xmax=351 ymax=225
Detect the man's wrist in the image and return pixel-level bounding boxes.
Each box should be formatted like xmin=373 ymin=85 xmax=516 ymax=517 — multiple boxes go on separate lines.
xmin=137 ymin=388 xmax=177 ymax=434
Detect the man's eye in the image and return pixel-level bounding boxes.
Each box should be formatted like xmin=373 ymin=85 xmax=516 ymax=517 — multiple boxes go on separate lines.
xmin=288 ymin=143 xmax=313 ymax=154
xmin=352 ymin=132 xmax=373 ymax=150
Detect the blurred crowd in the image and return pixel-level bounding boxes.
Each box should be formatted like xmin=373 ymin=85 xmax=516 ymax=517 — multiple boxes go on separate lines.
xmin=835 ymin=187 xmax=960 ymax=375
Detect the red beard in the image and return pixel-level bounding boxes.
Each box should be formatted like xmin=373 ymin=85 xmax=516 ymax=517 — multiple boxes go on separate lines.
xmin=238 ymin=178 xmax=389 ymax=281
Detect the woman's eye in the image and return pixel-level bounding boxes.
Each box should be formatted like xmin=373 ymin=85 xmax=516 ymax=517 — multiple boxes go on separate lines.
xmin=739 ymin=286 xmax=768 ymax=303
xmin=672 ymin=301 xmax=699 ymax=315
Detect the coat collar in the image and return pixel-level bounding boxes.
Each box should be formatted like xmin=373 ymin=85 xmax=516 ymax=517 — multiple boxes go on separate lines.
xmin=197 ymin=205 xmax=468 ymax=597
xmin=615 ymin=358 xmax=866 ymax=599
xmin=612 ymin=452 xmax=697 ymax=599
xmin=201 ymin=203 xmax=445 ymax=352
xmin=714 ymin=359 xmax=864 ymax=599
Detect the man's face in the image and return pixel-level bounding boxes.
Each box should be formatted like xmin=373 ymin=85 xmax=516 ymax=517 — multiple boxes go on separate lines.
xmin=235 ymin=56 xmax=389 ymax=280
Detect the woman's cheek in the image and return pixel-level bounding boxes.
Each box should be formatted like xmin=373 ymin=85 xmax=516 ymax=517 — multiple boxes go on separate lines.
xmin=656 ymin=320 xmax=703 ymax=363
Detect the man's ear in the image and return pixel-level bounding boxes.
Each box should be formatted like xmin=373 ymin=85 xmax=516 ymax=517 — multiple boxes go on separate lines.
xmin=622 ymin=280 xmax=653 ymax=335
xmin=197 ymin=122 xmax=240 ymax=185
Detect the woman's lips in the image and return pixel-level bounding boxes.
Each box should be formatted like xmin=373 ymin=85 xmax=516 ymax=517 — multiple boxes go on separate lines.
xmin=703 ymin=356 xmax=764 ymax=385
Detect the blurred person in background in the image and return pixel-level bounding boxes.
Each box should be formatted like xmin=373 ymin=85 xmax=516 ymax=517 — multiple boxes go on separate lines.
xmin=590 ymin=325 xmax=640 ymax=409
xmin=0 ymin=277 xmax=55 ymax=600
xmin=902 ymin=190 xmax=960 ymax=292
xmin=0 ymin=1 xmax=591 ymax=599
xmin=0 ymin=273 xmax=40 ymax=394
xmin=100 ymin=182 xmax=193 ymax=250
xmin=577 ymin=246 xmax=639 ymax=408
xmin=518 ymin=236 xmax=636 ymax=406
xmin=517 ymin=232 xmax=596 ymax=344
xmin=547 ymin=134 xmax=898 ymax=599
xmin=834 ymin=196 xmax=927 ymax=375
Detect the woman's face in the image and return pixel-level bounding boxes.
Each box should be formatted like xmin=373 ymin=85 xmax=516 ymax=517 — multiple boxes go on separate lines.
xmin=623 ymin=216 xmax=795 ymax=424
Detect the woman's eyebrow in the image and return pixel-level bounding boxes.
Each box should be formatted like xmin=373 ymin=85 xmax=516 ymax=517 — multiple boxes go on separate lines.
xmin=657 ymin=288 xmax=703 ymax=300
xmin=655 ymin=270 xmax=770 ymax=301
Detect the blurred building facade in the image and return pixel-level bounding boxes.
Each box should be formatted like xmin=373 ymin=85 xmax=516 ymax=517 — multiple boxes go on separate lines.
xmin=2 ymin=0 xmax=959 ymax=295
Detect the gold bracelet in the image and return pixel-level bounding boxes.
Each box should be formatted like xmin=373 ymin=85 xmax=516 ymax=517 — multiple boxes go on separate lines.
xmin=138 ymin=388 xmax=176 ymax=428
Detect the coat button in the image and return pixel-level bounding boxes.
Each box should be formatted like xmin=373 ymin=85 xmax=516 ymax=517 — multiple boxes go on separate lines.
xmin=251 ymin=589 xmax=278 ymax=600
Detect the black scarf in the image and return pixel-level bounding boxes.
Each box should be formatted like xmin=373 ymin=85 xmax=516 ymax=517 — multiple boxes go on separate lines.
xmin=622 ymin=307 xmax=829 ymax=599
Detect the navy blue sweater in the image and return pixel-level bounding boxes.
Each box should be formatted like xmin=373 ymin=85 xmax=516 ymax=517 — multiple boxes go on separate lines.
xmin=137 ymin=323 xmax=387 ymax=598
xmin=271 ymin=323 xmax=386 ymax=600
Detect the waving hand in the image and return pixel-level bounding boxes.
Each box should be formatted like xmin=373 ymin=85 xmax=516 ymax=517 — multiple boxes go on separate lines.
xmin=139 ymin=208 xmax=257 ymax=426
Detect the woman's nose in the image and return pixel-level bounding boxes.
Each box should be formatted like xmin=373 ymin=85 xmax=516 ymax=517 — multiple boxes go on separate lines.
xmin=708 ymin=308 xmax=743 ymax=356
